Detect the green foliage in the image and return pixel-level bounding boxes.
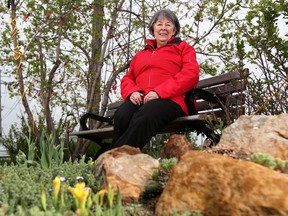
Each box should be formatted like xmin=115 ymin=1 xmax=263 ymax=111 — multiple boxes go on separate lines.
xmin=83 ymin=142 xmax=102 ymax=162
xmin=205 ymin=118 xmax=225 ymax=143
xmin=189 ymin=0 xmax=287 ymax=114
xmin=0 ymin=117 xmax=33 ymax=164
xmin=0 ymin=161 xmax=98 ymax=215
xmin=249 ymin=153 xmax=278 ymax=169
xmin=5 ymin=205 xmax=65 ymax=216
xmin=14 ymin=127 xmax=66 ymax=169
xmin=142 ymin=134 xmax=170 ymax=158
xmin=15 ymin=127 xmax=38 ymax=166
xmin=160 ymin=157 xmax=178 ymax=172
xmin=39 ymin=132 xmax=65 ymax=169
xmin=240 ymin=0 xmax=287 ymax=114
xmin=143 ymin=132 xmax=197 ymax=159
xmin=249 ymin=153 xmax=288 ymax=171
xmin=142 ymin=180 xmax=163 ymax=199
xmin=171 ymin=209 xmax=203 ymax=216
xmin=0 ymin=157 xmax=10 ymax=166
xmin=92 ymin=187 xmax=123 ymax=216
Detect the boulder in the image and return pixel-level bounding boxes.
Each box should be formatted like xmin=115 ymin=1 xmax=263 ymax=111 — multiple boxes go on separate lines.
xmin=160 ymin=134 xmax=193 ymax=160
xmin=94 ymin=145 xmax=159 ymax=202
xmin=156 ymin=150 xmax=288 ymax=216
xmin=216 ymin=113 xmax=288 ymax=160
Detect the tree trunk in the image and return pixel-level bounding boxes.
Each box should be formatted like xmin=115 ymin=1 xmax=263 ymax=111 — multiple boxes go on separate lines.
xmin=10 ymin=0 xmax=40 ymax=140
xmin=72 ymin=0 xmax=126 ymax=160
xmin=71 ymin=0 xmax=105 ymax=160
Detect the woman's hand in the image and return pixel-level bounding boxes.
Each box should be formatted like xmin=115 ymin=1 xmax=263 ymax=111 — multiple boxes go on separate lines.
xmin=130 ymin=91 xmax=143 ymax=105
xmin=144 ymin=91 xmax=159 ymax=104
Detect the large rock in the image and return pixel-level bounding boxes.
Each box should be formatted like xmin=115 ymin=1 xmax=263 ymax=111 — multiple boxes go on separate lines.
xmin=156 ymin=150 xmax=288 ymax=216
xmin=216 ymin=113 xmax=288 ymax=160
xmin=94 ymin=145 xmax=159 ymax=202
xmin=160 ymin=134 xmax=193 ymax=160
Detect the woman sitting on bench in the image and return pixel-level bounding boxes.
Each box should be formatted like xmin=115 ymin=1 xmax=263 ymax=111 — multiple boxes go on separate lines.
xmin=110 ymin=9 xmax=200 ymax=151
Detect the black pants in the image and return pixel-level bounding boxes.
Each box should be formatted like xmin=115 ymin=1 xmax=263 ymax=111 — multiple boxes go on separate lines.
xmin=111 ymin=99 xmax=185 ymax=150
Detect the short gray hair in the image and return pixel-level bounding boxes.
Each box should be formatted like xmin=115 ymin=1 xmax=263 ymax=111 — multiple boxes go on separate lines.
xmin=148 ymin=9 xmax=180 ymax=36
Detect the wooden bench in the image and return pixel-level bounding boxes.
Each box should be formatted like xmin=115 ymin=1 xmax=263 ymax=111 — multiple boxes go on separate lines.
xmin=70 ymin=70 xmax=247 ymax=147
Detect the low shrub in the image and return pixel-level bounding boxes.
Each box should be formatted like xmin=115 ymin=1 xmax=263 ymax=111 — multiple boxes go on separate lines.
xmin=0 ymin=161 xmax=99 ymax=215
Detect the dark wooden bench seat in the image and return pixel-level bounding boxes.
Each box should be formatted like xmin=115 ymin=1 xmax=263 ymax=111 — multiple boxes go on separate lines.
xmin=70 ymin=70 xmax=247 ymax=146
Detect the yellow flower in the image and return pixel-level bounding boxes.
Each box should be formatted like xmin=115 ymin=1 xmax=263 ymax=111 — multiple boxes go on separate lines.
xmin=97 ymin=189 xmax=108 ymax=206
xmin=68 ymin=182 xmax=90 ymax=210
xmin=53 ymin=176 xmax=61 ymax=201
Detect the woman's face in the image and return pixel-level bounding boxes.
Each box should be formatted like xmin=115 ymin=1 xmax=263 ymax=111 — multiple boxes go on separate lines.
xmin=153 ymin=16 xmax=176 ymax=47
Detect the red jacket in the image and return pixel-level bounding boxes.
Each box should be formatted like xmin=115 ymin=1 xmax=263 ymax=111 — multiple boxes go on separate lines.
xmin=121 ymin=37 xmax=200 ymax=115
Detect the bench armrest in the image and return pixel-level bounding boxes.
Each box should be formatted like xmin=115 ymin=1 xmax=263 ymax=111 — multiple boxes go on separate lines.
xmin=80 ymin=113 xmax=113 ymax=130
xmin=185 ymin=88 xmax=225 ymax=115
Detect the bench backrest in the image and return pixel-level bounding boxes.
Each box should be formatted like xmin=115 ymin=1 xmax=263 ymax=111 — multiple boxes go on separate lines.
xmin=194 ymin=70 xmax=246 ymax=122
xmin=105 ymin=70 xmax=246 ymax=124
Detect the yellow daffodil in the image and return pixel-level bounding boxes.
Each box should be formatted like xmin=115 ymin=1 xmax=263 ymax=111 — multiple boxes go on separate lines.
xmin=163 ymin=139 xmax=169 ymax=144
xmin=68 ymin=182 xmax=90 ymax=210
xmin=53 ymin=176 xmax=61 ymax=206
xmin=97 ymin=189 xmax=108 ymax=206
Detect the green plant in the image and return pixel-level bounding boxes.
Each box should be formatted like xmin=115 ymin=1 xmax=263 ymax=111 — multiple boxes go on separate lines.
xmin=0 ymin=160 xmax=98 ymax=215
xmin=47 ymin=177 xmax=124 ymax=216
xmin=0 ymin=205 xmax=62 ymax=216
xmin=15 ymin=128 xmax=38 ymax=166
xmin=205 ymin=118 xmax=225 ymax=144
xmin=142 ymin=180 xmax=163 ymax=199
xmin=39 ymin=131 xmax=65 ymax=169
xmin=92 ymin=186 xmax=123 ymax=216
xmin=14 ymin=128 xmax=66 ymax=169
xmin=160 ymin=157 xmax=178 ymax=172
xmin=171 ymin=209 xmax=203 ymax=216
xmin=249 ymin=153 xmax=288 ymax=171
xmin=0 ymin=118 xmax=33 ymax=164
xmin=142 ymin=133 xmax=171 ymax=159
xmin=0 ymin=157 xmax=10 ymax=166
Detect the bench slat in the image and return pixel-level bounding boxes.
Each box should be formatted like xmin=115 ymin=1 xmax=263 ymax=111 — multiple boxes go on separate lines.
xmin=70 ymin=114 xmax=213 ymax=139
xmin=202 ymin=81 xmax=245 ymax=95
xmin=70 ymin=127 xmax=114 ymax=137
xmin=196 ymin=94 xmax=245 ymax=111
xmin=197 ymin=70 xmax=243 ymax=88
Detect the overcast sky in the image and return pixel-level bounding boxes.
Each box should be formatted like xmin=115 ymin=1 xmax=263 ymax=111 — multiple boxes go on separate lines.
xmin=0 ymin=71 xmax=22 ymax=136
